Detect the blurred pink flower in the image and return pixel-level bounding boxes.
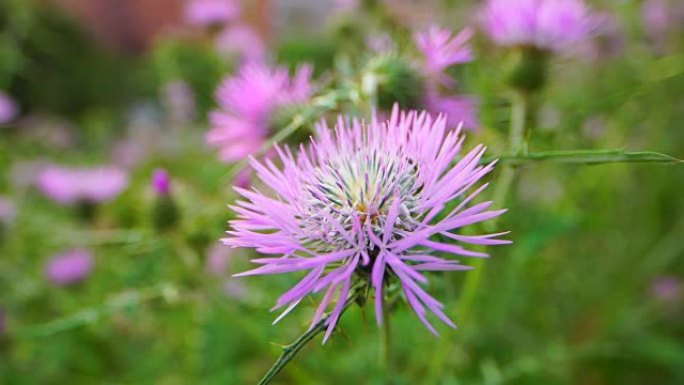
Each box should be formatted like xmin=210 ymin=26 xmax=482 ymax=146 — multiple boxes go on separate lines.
xmin=0 ymin=91 xmax=18 ymax=124
xmin=415 ymin=26 xmax=473 ymax=86
xmin=0 ymin=196 xmax=16 ymax=226
xmin=215 ymin=24 xmax=266 ymax=61
xmin=206 ymin=241 xmax=233 ymax=275
xmin=45 ymin=249 xmax=94 ymax=286
xmin=651 ymin=276 xmax=682 ymax=304
xmin=152 ymin=169 xmax=171 ymax=196
xmin=37 ymin=165 xmax=129 ymax=205
xmin=185 ymin=0 xmax=240 ymax=27
xmin=207 ymin=62 xmax=314 ymax=162
xmin=414 ymin=26 xmax=479 ymax=131
xmin=162 ymin=80 xmax=196 ymax=125
xmin=481 ymin=0 xmax=597 ymax=51
xmin=110 ymin=139 xmax=148 ymax=169
xmin=424 ymin=90 xmax=479 ymax=131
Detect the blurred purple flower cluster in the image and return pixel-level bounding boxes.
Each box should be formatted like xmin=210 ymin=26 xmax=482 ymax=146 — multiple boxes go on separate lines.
xmin=206 ymin=62 xmax=313 ymax=162
xmin=45 ymin=249 xmax=94 ymax=286
xmin=37 ymin=166 xmax=129 ymax=205
xmin=481 ymin=0 xmax=597 ymax=51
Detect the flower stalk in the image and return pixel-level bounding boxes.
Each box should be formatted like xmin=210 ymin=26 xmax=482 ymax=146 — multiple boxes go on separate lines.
xmin=257 ymin=286 xmax=363 ymax=385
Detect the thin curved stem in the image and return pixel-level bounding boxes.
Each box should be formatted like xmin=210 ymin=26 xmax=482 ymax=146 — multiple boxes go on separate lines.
xmin=380 ymin=297 xmax=392 ymax=384
xmin=458 ymin=91 xmax=528 ymax=322
xmin=257 ymin=288 xmax=362 ymax=385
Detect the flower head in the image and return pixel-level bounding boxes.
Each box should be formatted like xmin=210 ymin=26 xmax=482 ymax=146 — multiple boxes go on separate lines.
xmin=414 ymin=26 xmax=478 ymax=130
xmin=415 ymin=26 xmax=473 ymax=84
xmin=45 ymin=249 xmax=94 ymax=286
xmin=215 ymin=24 xmax=266 ymax=61
xmin=0 ymin=91 xmax=18 ymax=125
xmin=37 ymin=165 xmax=129 ymax=205
xmin=162 ymin=80 xmax=195 ymax=125
xmin=481 ymin=0 xmax=596 ymax=52
xmin=0 ymin=196 xmax=16 ymax=226
xmin=225 ymin=107 xmax=509 ymax=341
xmin=185 ymin=0 xmax=240 ymax=27
xmin=152 ymin=169 xmax=171 ymax=196
xmin=207 ymin=62 xmax=314 ymax=162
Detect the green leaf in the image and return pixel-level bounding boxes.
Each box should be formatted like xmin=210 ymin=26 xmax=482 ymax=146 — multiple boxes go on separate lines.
xmin=484 ymin=149 xmax=683 ymax=166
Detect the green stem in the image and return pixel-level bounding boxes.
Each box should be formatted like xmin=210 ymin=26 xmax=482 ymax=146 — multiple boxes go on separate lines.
xmin=458 ymin=92 xmax=528 ymax=323
xmin=257 ymin=288 xmax=362 ymax=385
xmin=220 ymin=90 xmax=350 ymax=186
xmin=380 ymin=297 xmax=392 ymax=384
xmin=485 ymin=149 xmax=682 ymax=166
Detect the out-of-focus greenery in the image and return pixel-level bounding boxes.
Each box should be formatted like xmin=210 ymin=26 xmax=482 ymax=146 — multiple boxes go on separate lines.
xmin=1 ymin=0 xmax=683 ymax=384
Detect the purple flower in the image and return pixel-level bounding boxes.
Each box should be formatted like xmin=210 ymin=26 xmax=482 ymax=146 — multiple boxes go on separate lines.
xmin=37 ymin=165 xmax=129 ymax=205
xmin=185 ymin=0 xmax=240 ymax=27
xmin=152 ymin=169 xmax=171 ymax=196
xmin=225 ymin=107 xmax=510 ymax=341
xmin=206 ymin=241 xmax=233 ymax=275
xmin=651 ymin=276 xmax=682 ymax=304
xmin=0 ymin=91 xmax=18 ymax=124
xmin=415 ymin=26 xmax=473 ymax=86
xmin=215 ymin=24 xmax=266 ymax=61
xmin=0 ymin=196 xmax=16 ymax=226
xmin=45 ymin=249 xmax=94 ymax=286
xmin=424 ymin=90 xmax=479 ymax=131
xmin=0 ymin=307 xmax=5 ymax=336
xmin=207 ymin=62 xmax=314 ymax=162
xmin=481 ymin=0 xmax=596 ymax=52
xmin=162 ymin=80 xmax=195 ymax=125
xmin=414 ymin=26 xmax=478 ymax=130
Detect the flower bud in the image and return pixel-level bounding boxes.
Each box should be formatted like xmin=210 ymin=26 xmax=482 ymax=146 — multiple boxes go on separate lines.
xmin=151 ymin=169 xmax=179 ymax=231
xmin=362 ymin=55 xmax=425 ymax=110
xmin=506 ymin=47 xmax=550 ymax=93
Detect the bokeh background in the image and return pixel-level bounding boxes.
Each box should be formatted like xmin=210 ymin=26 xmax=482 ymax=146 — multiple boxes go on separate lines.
xmin=1 ymin=0 xmax=683 ymax=383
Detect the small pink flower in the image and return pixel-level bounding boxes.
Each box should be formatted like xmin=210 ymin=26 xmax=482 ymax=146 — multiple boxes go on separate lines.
xmin=215 ymin=24 xmax=266 ymax=61
xmin=0 ymin=196 xmax=16 ymax=226
xmin=45 ymin=249 xmax=94 ymax=286
xmin=37 ymin=165 xmax=129 ymax=205
xmin=0 ymin=91 xmax=18 ymax=124
xmin=207 ymin=62 xmax=314 ymax=162
xmin=415 ymin=26 xmax=473 ymax=85
xmin=185 ymin=0 xmax=240 ymax=27
xmin=162 ymin=80 xmax=195 ymax=125
xmin=152 ymin=169 xmax=171 ymax=196
xmin=414 ymin=25 xmax=479 ymax=131
xmin=481 ymin=0 xmax=597 ymax=52
xmin=651 ymin=276 xmax=682 ymax=304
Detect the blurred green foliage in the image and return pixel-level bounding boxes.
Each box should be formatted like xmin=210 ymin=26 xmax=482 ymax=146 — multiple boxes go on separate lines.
xmin=1 ymin=0 xmax=683 ymax=384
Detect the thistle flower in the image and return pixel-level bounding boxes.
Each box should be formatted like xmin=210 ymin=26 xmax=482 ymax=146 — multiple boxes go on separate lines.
xmin=185 ymin=0 xmax=240 ymax=27
xmin=415 ymin=26 xmax=473 ymax=86
xmin=45 ymin=249 xmax=94 ymax=286
xmin=0 ymin=307 xmax=5 ymax=336
xmin=152 ymin=169 xmax=171 ymax=196
xmin=207 ymin=62 xmax=314 ymax=162
xmin=225 ymin=107 xmax=510 ymax=341
xmin=0 ymin=91 xmax=18 ymax=125
xmin=162 ymin=80 xmax=195 ymax=125
xmin=37 ymin=165 xmax=129 ymax=205
xmin=0 ymin=196 xmax=16 ymax=227
xmin=414 ymin=26 xmax=479 ymax=130
xmin=481 ymin=0 xmax=596 ymax=52
xmin=215 ymin=24 xmax=266 ymax=61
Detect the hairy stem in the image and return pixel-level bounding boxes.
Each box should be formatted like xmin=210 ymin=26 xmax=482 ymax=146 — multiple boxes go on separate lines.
xmin=257 ymin=288 xmax=362 ymax=385
xmin=380 ymin=297 xmax=393 ymax=384
xmin=458 ymin=91 xmax=528 ymax=322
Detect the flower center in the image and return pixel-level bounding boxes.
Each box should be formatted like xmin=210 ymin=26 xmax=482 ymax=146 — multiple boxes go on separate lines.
xmin=300 ymin=148 xmax=422 ymax=251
